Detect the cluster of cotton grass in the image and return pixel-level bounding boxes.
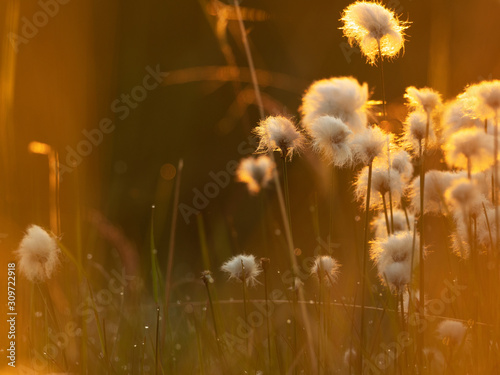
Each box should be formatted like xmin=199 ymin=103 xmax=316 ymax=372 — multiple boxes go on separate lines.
xmin=229 ymin=2 xmax=500 ymax=374
xmin=13 ymin=1 xmax=500 ymax=374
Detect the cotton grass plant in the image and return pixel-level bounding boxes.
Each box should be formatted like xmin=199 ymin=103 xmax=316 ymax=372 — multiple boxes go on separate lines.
xmin=13 ymin=1 xmax=500 ymax=374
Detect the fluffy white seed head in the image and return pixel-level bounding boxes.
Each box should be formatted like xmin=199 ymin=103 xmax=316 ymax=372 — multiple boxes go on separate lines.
xmin=371 ymin=231 xmax=418 ymax=269
xmin=351 ymin=126 xmax=387 ymax=165
xmin=444 ymin=178 xmax=482 ymax=213
xmin=340 ymin=1 xmax=408 ymax=64
xmin=355 ymin=164 xmax=403 ymax=209
xmin=309 ymin=115 xmax=353 ymax=167
xmin=436 ymin=320 xmax=468 ymax=347
xmin=442 ymin=98 xmax=487 ymax=138
xmin=310 ymin=255 xmax=341 ymax=287
xmin=301 ymin=77 xmax=368 ymax=132
xmin=411 ymin=170 xmax=466 ymax=214
xmin=443 ymin=128 xmax=493 ymax=173
xmin=254 ymin=116 xmax=304 ymax=160
xmin=389 ymin=148 xmax=414 ymax=181
xmin=221 ymin=254 xmax=262 ymax=286
xmin=472 ymin=80 xmax=500 ymax=119
xmin=371 ymin=231 xmax=419 ymax=291
xmin=236 ymin=156 xmax=274 ymax=195
xmin=405 ymin=87 xmax=442 ymax=114
xmin=16 ymin=225 xmax=61 ymax=283
xmin=402 ymin=111 xmax=437 ymax=153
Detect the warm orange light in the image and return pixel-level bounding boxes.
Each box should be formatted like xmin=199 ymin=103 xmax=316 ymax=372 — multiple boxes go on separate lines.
xmin=28 ymin=141 xmax=51 ymax=155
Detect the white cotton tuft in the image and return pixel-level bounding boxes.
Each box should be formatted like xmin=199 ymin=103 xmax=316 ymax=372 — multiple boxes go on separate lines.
xmin=301 ymin=77 xmax=368 ymax=132
xmin=355 ymin=164 xmax=403 ymax=209
xmin=371 ymin=231 xmax=418 ymax=269
xmin=308 ymin=115 xmax=353 ymax=167
xmin=444 ymin=178 xmax=482 ymax=213
xmin=442 ymin=98 xmax=487 ymax=138
xmin=389 ymin=148 xmax=414 ymax=181
xmin=405 ymin=87 xmax=442 ymax=114
xmin=411 ymin=170 xmax=466 ymax=214
xmin=443 ymin=128 xmax=493 ymax=173
xmin=472 ymin=80 xmax=500 ymax=119
xmin=436 ymin=320 xmax=468 ymax=347
xmin=371 ymin=231 xmax=419 ymax=290
xmin=310 ymin=255 xmax=341 ymax=287
xmin=382 ymin=261 xmax=411 ymax=290
xmin=340 ymin=1 xmax=408 ymax=64
xmin=236 ymin=155 xmax=274 ymax=195
xmin=221 ymin=254 xmax=262 ymax=286
xmin=351 ymin=126 xmax=387 ymax=165
xmin=16 ymin=225 xmax=61 ymax=283
xmin=402 ymin=111 xmax=437 ymax=153
xmin=254 ymin=116 xmax=304 ymax=160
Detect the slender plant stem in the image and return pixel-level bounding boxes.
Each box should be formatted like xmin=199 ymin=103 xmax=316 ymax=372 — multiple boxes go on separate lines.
xmin=234 ymin=0 xmax=315 ymax=365
xmin=282 ymin=156 xmax=292 ymax=230
xmin=494 ymin=114 xmax=499 ymax=255
xmin=263 ymin=264 xmax=272 ymax=369
xmin=359 ymin=162 xmax=373 ymax=373
xmin=317 ymin=270 xmax=323 ymax=375
xmin=387 ymin=137 xmax=394 ymax=233
xmin=382 ymin=193 xmax=391 ymax=236
xmin=418 ymin=110 xmax=431 ymax=369
xmin=377 ymin=42 xmax=387 ymax=119
xmin=241 ymin=260 xmax=249 ymax=355
xmin=234 ymin=0 xmax=264 ymax=118
xmin=329 ymin=165 xmax=335 ymax=253
xmin=155 ymin=306 xmax=160 ymax=375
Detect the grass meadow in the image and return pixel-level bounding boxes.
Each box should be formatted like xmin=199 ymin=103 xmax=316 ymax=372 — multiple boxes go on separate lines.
xmin=2 ymin=0 xmax=500 ymax=374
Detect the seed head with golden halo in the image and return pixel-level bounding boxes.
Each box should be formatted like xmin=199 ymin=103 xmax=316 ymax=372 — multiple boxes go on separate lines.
xmin=340 ymin=1 xmax=409 ymax=64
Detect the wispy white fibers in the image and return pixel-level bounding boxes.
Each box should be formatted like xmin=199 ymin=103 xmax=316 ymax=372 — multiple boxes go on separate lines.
xmin=442 ymin=97 xmax=488 ymax=138
xmin=370 ymin=231 xmax=419 ymax=290
xmin=445 ymin=178 xmax=483 ymax=213
xmin=301 ymin=77 xmax=368 ymax=132
xmin=340 ymin=1 xmax=408 ymax=64
xmin=411 ymin=170 xmax=466 ymax=214
xmin=236 ymin=155 xmax=274 ymax=195
xmin=355 ymin=164 xmax=403 ymax=209
xmin=372 ymin=209 xmax=414 ymax=239
xmin=254 ymin=115 xmax=304 ymax=160
xmin=471 ymin=80 xmax=500 ymax=119
xmin=16 ymin=225 xmax=61 ymax=282
xmin=402 ymin=111 xmax=437 ymax=153
xmin=443 ymin=128 xmax=493 ymax=173
xmin=310 ymin=255 xmax=341 ymax=287
xmin=445 ymin=179 xmax=485 ymax=258
xmin=308 ymin=115 xmax=353 ymax=167
xmin=389 ymin=148 xmax=414 ymax=182
xmin=221 ymin=254 xmax=262 ymax=286
xmin=351 ymin=126 xmax=387 ymax=165
xmin=405 ymin=87 xmax=442 ymax=115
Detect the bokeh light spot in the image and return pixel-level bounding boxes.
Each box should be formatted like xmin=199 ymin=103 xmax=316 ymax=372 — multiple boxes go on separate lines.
xmin=161 ymin=163 xmax=177 ymax=180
